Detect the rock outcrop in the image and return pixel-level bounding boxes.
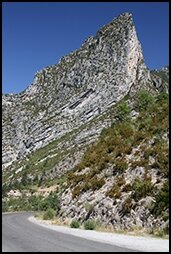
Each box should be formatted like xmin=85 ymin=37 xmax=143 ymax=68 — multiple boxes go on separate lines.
xmin=2 ymin=12 xmax=169 ymax=235
xmin=3 ymin=12 xmax=164 ymax=169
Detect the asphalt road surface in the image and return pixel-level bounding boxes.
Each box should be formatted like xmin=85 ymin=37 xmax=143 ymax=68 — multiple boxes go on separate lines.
xmin=2 ymin=212 xmax=138 ymax=252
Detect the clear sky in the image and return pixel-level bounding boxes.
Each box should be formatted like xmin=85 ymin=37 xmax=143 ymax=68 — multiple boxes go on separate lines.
xmin=2 ymin=2 xmax=169 ymax=94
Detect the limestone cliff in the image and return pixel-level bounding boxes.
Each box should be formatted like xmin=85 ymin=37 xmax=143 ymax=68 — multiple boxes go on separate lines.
xmin=2 ymin=12 xmax=169 ymax=235
xmin=3 ymin=12 xmax=162 ymax=168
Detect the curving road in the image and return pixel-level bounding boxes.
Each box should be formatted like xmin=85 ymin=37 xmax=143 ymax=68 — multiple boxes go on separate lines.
xmin=2 ymin=212 xmax=137 ymax=252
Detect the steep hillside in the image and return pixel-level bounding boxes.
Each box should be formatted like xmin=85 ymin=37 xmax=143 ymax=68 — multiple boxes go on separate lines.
xmin=3 ymin=90 xmax=169 ymax=235
xmin=59 ymin=91 xmax=169 ymax=234
xmin=2 ymin=12 xmax=169 ymax=235
xmin=150 ymin=66 xmax=169 ymax=92
xmin=2 ymin=12 xmax=164 ymax=170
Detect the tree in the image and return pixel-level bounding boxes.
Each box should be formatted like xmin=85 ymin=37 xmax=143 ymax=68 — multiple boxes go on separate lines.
xmin=134 ymin=90 xmax=155 ymax=111
xmin=115 ymin=101 xmax=131 ymax=122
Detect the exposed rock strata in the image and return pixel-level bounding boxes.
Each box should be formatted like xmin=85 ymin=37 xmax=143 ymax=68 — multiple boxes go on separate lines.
xmin=3 ymin=13 xmax=167 ymax=169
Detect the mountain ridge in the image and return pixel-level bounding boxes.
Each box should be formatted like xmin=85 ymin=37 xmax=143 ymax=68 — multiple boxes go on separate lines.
xmin=2 ymin=12 xmax=169 ymax=235
xmin=3 ymin=12 xmax=166 ymax=168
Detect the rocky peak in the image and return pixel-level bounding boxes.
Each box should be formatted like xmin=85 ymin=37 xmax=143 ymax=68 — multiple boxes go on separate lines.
xmin=150 ymin=66 xmax=169 ymax=93
xmin=2 ymin=13 xmax=166 ymax=168
xmin=2 ymin=12 xmax=169 ymax=236
xmin=25 ymin=11 xmax=146 ymax=98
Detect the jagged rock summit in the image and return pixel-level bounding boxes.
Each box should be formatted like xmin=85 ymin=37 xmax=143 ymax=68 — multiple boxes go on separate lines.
xmin=2 ymin=12 xmax=167 ymax=169
xmin=2 ymin=12 xmax=169 ymax=234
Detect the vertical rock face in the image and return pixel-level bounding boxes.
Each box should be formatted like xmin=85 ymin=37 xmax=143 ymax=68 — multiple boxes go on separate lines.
xmin=2 ymin=13 xmax=164 ymax=168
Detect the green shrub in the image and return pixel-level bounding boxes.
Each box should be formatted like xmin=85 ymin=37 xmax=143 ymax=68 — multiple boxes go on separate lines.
xmin=153 ymin=228 xmax=166 ymax=237
xmin=40 ymin=192 xmax=61 ymax=212
xmin=90 ymin=177 xmax=105 ymax=191
xmin=132 ymin=130 xmax=147 ymax=145
xmin=67 ymin=173 xmax=85 ymax=186
xmin=138 ymin=117 xmax=156 ymax=133
xmin=28 ymin=195 xmax=43 ymax=211
xmin=117 ymin=122 xmax=134 ymax=139
xmin=43 ymin=208 xmax=55 ymax=220
xmin=88 ymin=168 xmax=100 ymax=178
xmin=2 ymin=201 xmax=9 ymax=212
xmin=97 ymin=159 xmax=108 ymax=171
xmin=151 ymin=181 xmax=169 ymax=218
xmin=156 ymin=92 xmax=168 ymax=103
xmin=132 ymin=178 xmax=153 ymax=201
xmin=122 ymin=183 xmax=132 ymax=192
xmin=21 ymin=170 xmax=30 ymax=187
xmin=106 ymin=184 xmax=121 ymax=199
xmin=116 ymin=176 xmax=126 ymax=186
xmin=72 ymin=185 xmax=81 ymax=199
xmin=114 ymin=158 xmax=128 ymax=173
xmin=150 ymin=143 xmax=168 ymax=177
xmin=115 ymin=101 xmax=131 ymax=122
xmin=70 ymin=219 xmax=80 ymax=228
xmin=84 ymin=219 xmax=96 ymax=230
xmin=81 ymin=176 xmax=105 ymax=192
xmin=134 ymin=90 xmax=155 ymax=112
xmin=131 ymin=159 xmax=148 ymax=169
xmin=81 ymin=182 xmax=91 ymax=192
xmin=143 ymin=147 xmax=154 ymax=159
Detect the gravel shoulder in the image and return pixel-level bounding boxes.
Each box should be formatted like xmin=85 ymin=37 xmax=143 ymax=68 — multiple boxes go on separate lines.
xmin=29 ymin=216 xmax=169 ymax=252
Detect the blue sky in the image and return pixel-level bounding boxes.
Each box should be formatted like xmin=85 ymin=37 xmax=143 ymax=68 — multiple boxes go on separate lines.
xmin=2 ymin=2 xmax=169 ymax=94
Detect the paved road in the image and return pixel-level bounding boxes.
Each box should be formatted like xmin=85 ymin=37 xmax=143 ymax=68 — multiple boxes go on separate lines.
xmin=2 ymin=212 xmax=138 ymax=252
